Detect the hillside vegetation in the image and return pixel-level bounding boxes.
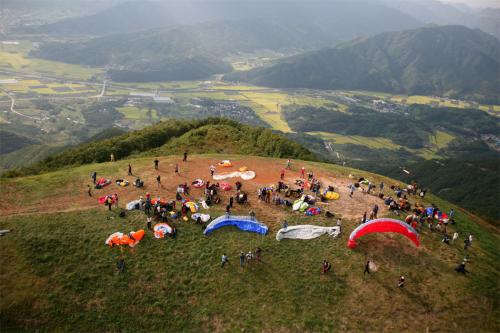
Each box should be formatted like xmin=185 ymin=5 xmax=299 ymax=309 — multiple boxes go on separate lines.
xmin=226 ymin=25 xmax=500 ymax=103
xmin=2 ymin=118 xmax=316 ymax=177
xmin=0 ymin=155 xmax=498 ymax=332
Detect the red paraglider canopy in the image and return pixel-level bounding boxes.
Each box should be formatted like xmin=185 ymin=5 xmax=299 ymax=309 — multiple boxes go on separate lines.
xmin=347 ymin=218 xmax=420 ymax=249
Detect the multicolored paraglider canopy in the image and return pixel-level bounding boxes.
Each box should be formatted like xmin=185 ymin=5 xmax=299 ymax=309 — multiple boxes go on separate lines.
xmin=153 ymin=223 xmax=173 ymax=239
xmin=347 ymin=218 xmax=420 ymax=249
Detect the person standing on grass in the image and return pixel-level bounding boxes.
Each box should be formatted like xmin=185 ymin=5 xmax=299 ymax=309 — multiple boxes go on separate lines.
xmin=107 ymin=196 xmax=113 ymax=211
xmin=110 ymin=153 xmax=115 ymax=162
xmin=300 ymin=167 xmax=305 ymax=179
xmin=229 ymin=196 xmax=234 ymax=208
xmin=286 ymin=159 xmax=291 ymax=170
xmin=91 ymin=171 xmax=97 ymax=184
xmin=87 ymin=184 xmax=92 ymax=197
xmin=175 ymin=164 xmax=179 ymax=175
xmin=398 ymin=276 xmax=405 ymax=288
xmin=128 ymin=164 xmax=132 ymax=176
xmin=113 ymin=193 xmax=119 ymax=208
xmin=156 ymin=174 xmax=161 ymax=188
xmin=183 ymin=151 xmax=188 ymax=162
xmin=280 ymin=168 xmax=285 ymax=180
xmin=255 ymin=247 xmax=262 ymax=262
xmin=336 ymin=218 xmax=342 ymax=233
xmin=221 ymin=253 xmax=229 ymax=268
xmin=154 ymin=158 xmax=159 ymax=170
xmin=282 ymin=220 xmax=288 ymax=230
xmin=147 ymin=216 xmax=152 ymax=230
xmin=322 ymin=259 xmax=332 ymax=274
xmin=379 ymin=181 xmax=384 ymax=194
xmin=239 ymin=252 xmax=245 ymax=267
xmin=364 ymin=260 xmax=371 ymax=274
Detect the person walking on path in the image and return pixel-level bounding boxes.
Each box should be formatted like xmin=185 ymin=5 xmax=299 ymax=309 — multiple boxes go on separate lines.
xmin=221 ymin=254 xmax=229 ymax=268
xmin=183 ymin=151 xmax=188 ymax=162
xmin=128 ymin=164 xmax=132 ymax=176
xmin=87 ymin=184 xmax=92 ymax=197
xmin=154 ymin=158 xmax=159 ymax=170
xmin=91 ymin=171 xmax=97 ymax=184
xmin=373 ymin=204 xmax=379 ymax=219
xmin=156 ymin=174 xmax=162 ymax=188
xmin=364 ymin=260 xmax=371 ymax=274
xmin=349 ymin=184 xmax=355 ymax=198
xmin=280 ymin=168 xmax=285 ymax=180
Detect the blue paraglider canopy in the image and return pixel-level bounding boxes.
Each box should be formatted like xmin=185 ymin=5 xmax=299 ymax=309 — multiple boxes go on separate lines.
xmin=203 ymin=215 xmax=268 ymax=235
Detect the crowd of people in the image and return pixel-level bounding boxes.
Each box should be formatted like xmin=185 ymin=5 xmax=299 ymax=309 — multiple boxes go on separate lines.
xmin=92 ymin=154 xmax=473 ymax=281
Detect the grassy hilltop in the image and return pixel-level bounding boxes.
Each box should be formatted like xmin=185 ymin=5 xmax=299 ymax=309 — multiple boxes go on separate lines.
xmin=0 ymin=122 xmax=498 ymax=332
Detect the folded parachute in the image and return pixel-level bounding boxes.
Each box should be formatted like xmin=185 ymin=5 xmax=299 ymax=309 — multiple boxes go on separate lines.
xmin=153 ymin=223 xmax=173 ymax=239
xmin=347 ymin=218 xmax=420 ymax=249
xmin=276 ymin=225 xmax=341 ymax=241
xmin=324 ymin=191 xmax=340 ymax=200
xmin=126 ymin=199 xmax=141 ymax=210
xmin=213 ymin=171 xmax=255 ymax=181
xmin=218 ymin=160 xmax=232 ymax=167
xmin=105 ymin=230 xmax=145 ymax=247
xmin=192 ymin=179 xmax=205 ymax=188
xmin=204 ymin=215 xmax=268 ymax=235
xmin=191 ymin=213 xmax=211 ymax=222
xmin=95 ymin=178 xmax=111 ymax=188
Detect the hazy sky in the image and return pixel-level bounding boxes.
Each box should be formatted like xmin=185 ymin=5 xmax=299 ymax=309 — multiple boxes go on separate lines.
xmin=440 ymin=0 xmax=500 ymax=8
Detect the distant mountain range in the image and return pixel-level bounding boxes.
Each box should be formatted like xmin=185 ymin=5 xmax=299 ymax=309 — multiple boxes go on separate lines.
xmin=226 ymin=25 xmax=500 ymax=103
xmin=26 ymin=0 xmax=423 ymax=38
xmin=32 ymin=0 xmax=424 ymax=82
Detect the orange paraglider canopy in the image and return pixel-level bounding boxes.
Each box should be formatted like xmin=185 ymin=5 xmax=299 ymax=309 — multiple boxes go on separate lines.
xmin=105 ymin=230 xmax=145 ymax=247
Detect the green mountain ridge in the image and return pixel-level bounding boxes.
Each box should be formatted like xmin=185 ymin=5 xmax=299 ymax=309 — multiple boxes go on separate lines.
xmin=226 ymin=25 xmax=500 ymax=103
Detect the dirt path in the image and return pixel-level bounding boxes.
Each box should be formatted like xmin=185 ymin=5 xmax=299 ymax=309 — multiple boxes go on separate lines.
xmin=0 ymin=156 xmax=386 ymax=224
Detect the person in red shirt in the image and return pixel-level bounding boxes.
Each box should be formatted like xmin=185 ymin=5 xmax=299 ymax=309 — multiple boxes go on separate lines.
xmin=300 ymin=167 xmax=305 ymax=178
xmin=280 ymin=168 xmax=285 ymax=180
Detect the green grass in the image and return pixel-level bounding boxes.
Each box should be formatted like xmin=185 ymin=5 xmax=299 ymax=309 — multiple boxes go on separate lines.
xmin=0 ymin=155 xmax=498 ymax=332
xmin=117 ymin=107 xmax=158 ymax=121
xmin=308 ymin=131 xmax=403 ymax=150
xmin=0 ymin=51 xmax=102 ymax=80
